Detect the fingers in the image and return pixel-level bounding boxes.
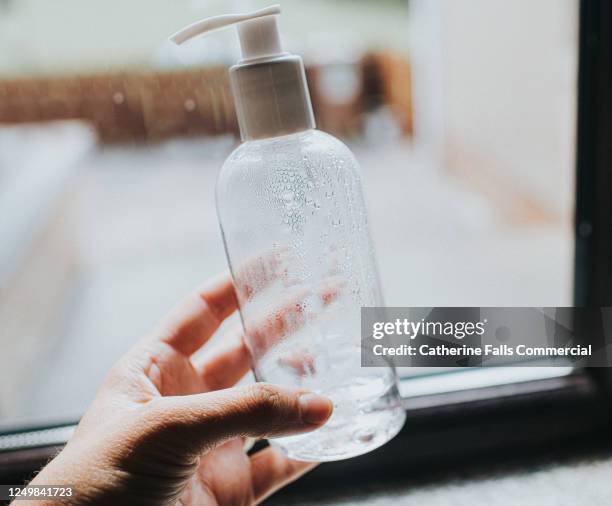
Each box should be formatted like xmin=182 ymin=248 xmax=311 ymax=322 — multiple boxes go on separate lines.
xmin=155 ymin=273 xmax=238 ymax=356
xmin=197 ymin=332 xmax=252 ymax=391
xmin=233 ymin=246 xmax=291 ymax=304
xmin=194 ymin=276 xmax=342 ymax=389
xmin=250 ymin=446 xmax=317 ymax=505
xmin=148 ymin=383 xmax=333 ymax=456
xmin=246 ymin=277 xmax=344 ymax=362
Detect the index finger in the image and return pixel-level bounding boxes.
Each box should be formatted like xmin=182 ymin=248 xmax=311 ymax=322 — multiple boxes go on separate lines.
xmin=156 ymin=272 xmax=238 ymax=356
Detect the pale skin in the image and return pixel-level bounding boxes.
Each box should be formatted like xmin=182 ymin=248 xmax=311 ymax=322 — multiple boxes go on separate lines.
xmin=21 ymin=273 xmax=333 ymax=506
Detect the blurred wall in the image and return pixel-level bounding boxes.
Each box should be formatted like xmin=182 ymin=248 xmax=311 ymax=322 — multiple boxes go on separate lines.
xmin=439 ymin=0 xmax=578 ymax=220
xmin=0 ymin=0 xmax=409 ymax=77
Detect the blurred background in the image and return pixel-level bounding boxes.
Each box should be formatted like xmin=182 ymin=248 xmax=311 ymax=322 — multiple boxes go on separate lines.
xmin=0 ymin=0 xmax=577 ymax=425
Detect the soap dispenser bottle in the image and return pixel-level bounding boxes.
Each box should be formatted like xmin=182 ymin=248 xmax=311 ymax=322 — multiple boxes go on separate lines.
xmin=171 ymin=5 xmax=405 ymax=461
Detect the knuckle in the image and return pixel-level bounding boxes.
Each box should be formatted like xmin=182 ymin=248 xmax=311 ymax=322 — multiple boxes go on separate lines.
xmin=249 ymin=383 xmax=285 ymax=411
xmin=244 ymin=383 xmax=297 ymax=434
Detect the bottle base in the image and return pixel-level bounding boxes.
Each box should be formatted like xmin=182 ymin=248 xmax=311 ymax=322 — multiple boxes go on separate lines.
xmin=270 ymin=404 xmax=406 ymax=462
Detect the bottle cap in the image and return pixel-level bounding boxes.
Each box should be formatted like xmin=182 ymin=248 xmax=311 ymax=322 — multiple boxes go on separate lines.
xmin=171 ymin=5 xmax=315 ymax=140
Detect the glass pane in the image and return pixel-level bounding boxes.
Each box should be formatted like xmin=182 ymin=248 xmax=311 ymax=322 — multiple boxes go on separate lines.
xmin=0 ymin=0 xmax=578 ymax=426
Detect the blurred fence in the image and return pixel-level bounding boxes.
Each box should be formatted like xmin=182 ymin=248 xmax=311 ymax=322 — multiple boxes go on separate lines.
xmin=0 ymin=53 xmax=412 ymax=143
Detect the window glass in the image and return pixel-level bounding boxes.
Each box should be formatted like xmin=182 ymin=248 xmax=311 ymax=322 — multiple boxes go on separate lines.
xmin=0 ymin=0 xmax=577 ymax=425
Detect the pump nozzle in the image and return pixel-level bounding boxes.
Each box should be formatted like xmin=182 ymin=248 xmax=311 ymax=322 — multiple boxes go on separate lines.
xmin=170 ymin=4 xmax=315 ymax=141
xmin=170 ymin=5 xmax=285 ymax=62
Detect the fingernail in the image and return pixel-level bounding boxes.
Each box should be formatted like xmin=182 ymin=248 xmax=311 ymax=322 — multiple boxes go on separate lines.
xmin=298 ymin=393 xmax=333 ymax=424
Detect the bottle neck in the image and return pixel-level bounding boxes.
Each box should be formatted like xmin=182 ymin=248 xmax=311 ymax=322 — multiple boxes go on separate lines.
xmin=230 ymin=55 xmax=316 ymax=141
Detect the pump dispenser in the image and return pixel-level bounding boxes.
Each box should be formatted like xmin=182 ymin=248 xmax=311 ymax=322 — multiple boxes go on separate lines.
xmin=171 ymin=6 xmax=405 ymax=462
xmin=171 ymin=5 xmax=315 ymax=140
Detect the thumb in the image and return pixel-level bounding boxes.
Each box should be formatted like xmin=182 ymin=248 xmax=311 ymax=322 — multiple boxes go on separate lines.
xmin=146 ymin=384 xmax=333 ymax=455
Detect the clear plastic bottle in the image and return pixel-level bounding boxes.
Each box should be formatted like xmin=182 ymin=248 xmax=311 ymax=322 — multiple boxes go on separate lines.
xmin=217 ymin=129 xmax=405 ymax=460
xmin=171 ymin=5 xmax=405 ymax=461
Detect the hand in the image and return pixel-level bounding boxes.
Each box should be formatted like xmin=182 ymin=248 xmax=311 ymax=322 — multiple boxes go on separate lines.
xmin=25 ymin=274 xmax=333 ymax=506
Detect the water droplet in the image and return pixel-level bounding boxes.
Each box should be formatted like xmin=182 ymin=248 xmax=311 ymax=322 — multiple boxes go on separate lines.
xmin=353 ymin=428 xmax=375 ymax=443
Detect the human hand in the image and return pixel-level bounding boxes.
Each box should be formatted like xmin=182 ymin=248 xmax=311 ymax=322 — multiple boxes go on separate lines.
xmin=25 ymin=274 xmax=333 ymax=506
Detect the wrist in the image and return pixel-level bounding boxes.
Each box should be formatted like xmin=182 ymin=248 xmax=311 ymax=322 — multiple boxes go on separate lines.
xmin=24 ymin=444 xmax=117 ymax=506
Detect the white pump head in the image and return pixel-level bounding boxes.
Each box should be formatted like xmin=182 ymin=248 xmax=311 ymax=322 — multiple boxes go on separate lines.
xmin=170 ymin=5 xmax=315 ymax=141
xmin=171 ymin=5 xmax=286 ymax=62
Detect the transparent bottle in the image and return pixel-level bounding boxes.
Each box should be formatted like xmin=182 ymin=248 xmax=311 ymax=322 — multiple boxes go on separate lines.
xmin=217 ymin=129 xmax=405 ymax=460
xmin=172 ymin=5 xmax=405 ymax=461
